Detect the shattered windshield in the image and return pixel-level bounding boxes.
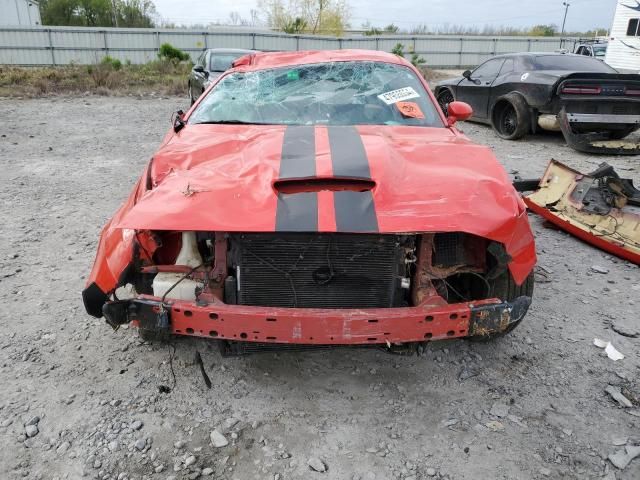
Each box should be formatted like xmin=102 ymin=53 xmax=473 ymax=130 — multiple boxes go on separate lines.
xmin=189 ymin=61 xmax=444 ymax=127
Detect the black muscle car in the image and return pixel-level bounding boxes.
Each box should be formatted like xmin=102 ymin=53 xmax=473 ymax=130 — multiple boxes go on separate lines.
xmin=435 ymin=53 xmax=640 ymax=154
xmin=188 ymin=48 xmax=256 ymax=105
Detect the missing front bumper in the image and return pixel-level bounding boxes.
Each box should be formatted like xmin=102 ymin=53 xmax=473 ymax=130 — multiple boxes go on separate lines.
xmin=102 ymin=295 xmax=532 ymax=345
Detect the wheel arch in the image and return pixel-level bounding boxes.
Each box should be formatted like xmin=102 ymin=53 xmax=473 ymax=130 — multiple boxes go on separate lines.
xmin=490 ymin=91 xmax=532 ymax=138
xmin=435 ymin=85 xmax=455 ymax=98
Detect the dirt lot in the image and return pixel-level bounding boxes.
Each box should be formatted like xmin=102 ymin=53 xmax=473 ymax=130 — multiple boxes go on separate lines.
xmin=0 ymin=95 xmax=639 ymax=480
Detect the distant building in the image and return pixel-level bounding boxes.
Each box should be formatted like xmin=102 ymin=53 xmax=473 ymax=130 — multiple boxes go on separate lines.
xmin=0 ymin=0 xmax=41 ymax=26
xmin=605 ymin=0 xmax=640 ymax=73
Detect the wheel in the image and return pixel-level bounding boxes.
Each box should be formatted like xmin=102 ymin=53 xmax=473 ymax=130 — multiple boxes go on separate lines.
xmin=491 ymin=94 xmax=530 ymax=140
xmin=468 ymin=271 xmax=535 ymax=342
xmin=607 ymin=126 xmax=639 ymax=140
xmin=437 ymin=89 xmax=455 ymax=116
xmin=188 ymin=82 xmax=195 ymax=106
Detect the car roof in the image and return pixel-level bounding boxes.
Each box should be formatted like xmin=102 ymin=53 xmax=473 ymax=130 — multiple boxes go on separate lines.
xmin=491 ymin=52 xmax=592 ymax=59
xmin=232 ymin=49 xmax=413 ymax=71
xmin=206 ymin=48 xmax=256 ymax=54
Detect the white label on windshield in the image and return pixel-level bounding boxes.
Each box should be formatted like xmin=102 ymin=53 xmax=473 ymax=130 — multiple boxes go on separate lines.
xmin=377 ymin=86 xmax=420 ymax=105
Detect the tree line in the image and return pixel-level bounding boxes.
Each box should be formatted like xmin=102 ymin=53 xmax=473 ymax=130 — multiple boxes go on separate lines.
xmin=39 ymin=0 xmax=607 ymax=38
xmin=40 ymin=0 xmax=157 ymax=28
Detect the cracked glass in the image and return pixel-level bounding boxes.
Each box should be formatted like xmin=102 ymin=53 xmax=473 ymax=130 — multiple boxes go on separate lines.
xmin=189 ymin=61 xmax=444 ymax=127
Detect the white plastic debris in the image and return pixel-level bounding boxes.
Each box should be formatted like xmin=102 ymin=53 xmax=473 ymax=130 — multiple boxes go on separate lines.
xmin=594 ymin=338 xmax=625 ymax=361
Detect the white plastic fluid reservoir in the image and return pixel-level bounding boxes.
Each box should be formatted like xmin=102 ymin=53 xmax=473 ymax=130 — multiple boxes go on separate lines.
xmin=152 ymin=231 xmax=203 ymax=301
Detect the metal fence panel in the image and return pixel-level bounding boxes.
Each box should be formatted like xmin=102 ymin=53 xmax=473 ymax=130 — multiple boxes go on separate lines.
xmin=297 ymin=37 xmax=341 ymax=50
xmin=0 ymin=47 xmax=51 ymax=64
xmin=0 ymin=26 xmax=574 ymax=68
xmin=254 ymin=34 xmax=297 ymax=52
xmin=0 ymin=28 xmax=48 ymax=47
xmin=105 ymin=30 xmax=156 ymax=50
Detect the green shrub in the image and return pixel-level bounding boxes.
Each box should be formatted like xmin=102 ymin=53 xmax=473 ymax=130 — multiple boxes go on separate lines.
xmin=391 ymin=43 xmax=405 ymax=57
xmin=101 ymin=55 xmax=122 ymax=71
xmin=158 ymin=43 xmax=190 ymax=62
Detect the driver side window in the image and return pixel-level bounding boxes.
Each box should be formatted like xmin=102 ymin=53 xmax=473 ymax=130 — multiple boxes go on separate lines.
xmin=472 ymin=59 xmax=504 ymax=79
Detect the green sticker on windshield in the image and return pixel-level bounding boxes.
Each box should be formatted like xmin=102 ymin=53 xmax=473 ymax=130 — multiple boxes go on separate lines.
xmin=287 ymin=70 xmax=299 ymax=80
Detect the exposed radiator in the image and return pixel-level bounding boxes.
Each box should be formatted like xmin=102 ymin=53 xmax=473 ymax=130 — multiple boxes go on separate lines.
xmin=229 ymin=233 xmax=410 ymax=309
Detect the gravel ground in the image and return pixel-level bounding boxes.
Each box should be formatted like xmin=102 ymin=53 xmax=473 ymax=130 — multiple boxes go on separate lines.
xmin=0 ymin=95 xmax=639 ymax=480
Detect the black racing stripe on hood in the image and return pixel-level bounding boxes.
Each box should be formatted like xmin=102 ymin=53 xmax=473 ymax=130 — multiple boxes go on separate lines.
xmin=328 ymin=125 xmax=372 ymax=178
xmin=279 ymin=125 xmax=316 ymax=178
xmin=276 ymin=192 xmax=318 ymax=231
xmin=334 ymin=190 xmax=379 ymax=232
xmin=328 ymin=126 xmax=378 ymax=232
xmin=276 ymin=126 xmax=318 ymax=231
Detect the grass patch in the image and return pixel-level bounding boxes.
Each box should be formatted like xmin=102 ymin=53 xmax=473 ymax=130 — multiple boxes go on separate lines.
xmin=0 ymin=60 xmax=192 ymax=97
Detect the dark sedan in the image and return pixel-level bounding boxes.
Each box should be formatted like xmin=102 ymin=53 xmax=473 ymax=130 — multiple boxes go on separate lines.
xmin=188 ymin=48 xmax=256 ymax=105
xmin=435 ymin=53 xmax=640 ymax=154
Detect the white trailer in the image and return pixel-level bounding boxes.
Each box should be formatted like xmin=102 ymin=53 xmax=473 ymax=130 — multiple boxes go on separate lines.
xmin=606 ymin=0 xmax=640 ymax=73
xmin=0 ymin=0 xmax=41 ymax=26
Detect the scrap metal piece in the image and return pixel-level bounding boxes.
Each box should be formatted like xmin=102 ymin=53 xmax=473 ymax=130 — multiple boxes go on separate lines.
xmin=523 ymin=160 xmax=640 ymax=265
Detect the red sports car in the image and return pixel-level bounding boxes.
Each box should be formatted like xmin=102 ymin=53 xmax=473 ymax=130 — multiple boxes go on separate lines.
xmin=83 ymin=50 xmax=536 ymax=355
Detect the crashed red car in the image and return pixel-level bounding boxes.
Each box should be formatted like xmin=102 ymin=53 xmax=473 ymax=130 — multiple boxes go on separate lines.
xmin=83 ymin=49 xmax=536 ymax=355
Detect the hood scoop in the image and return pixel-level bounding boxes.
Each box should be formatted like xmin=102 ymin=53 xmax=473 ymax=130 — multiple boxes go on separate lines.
xmin=274 ymin=177 xmax=376 ymax=194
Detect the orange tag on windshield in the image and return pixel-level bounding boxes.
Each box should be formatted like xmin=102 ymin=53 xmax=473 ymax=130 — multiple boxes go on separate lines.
xmin=396 ymin=101 xmax=425 ymax=119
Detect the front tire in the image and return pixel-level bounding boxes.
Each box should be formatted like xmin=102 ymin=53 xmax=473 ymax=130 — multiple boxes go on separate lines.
xmin=491 ymin=94 xmax=530 ymax=140
xmin=437 ymin=89 xmax=455 ymax=116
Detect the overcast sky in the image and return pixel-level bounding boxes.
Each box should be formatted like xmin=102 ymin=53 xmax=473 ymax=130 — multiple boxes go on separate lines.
xmin=153 ymin=0 xmax=619 ymax=32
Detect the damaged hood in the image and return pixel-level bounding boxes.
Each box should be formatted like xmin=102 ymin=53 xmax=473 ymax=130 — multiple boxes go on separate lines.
xmin=118 ymin=124 xmax=524 ymax=238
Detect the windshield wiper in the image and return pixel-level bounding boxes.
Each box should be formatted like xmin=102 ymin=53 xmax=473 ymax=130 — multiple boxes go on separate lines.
xmin=192 ymin=120 xmax=271 ymax=125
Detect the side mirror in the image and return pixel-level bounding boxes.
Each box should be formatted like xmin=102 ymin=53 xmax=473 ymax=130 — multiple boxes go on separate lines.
xmin=447 ymin=101 xmax=473 ymax=126
xmin=194 ymin=65 xmax=205 ymax=73
xmin=462 ymin=70 xmax=472 ymax=80
xmin=172 ymin=109 xmax=185 ymax=133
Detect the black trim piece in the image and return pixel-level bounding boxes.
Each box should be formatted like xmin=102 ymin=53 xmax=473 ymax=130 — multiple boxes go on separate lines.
xmin=469 ymin=296 xmax=532 ymax=336
xmin=82 ymin=282 xmax=108 ymax=318
xmin=328 ymin=126 xmax=372 ymax=178
xmin=276 ymin=126 xmax=318 ymax=231
xmin=334 ymin=190 xmax=379 ymax=232
xmin=275 ymin=192 xmax=318 ymax=231
xmin=328 ymin=126 xmax=378 ymax=232
xmin=279 ymin=125 xmax=316 ymax=179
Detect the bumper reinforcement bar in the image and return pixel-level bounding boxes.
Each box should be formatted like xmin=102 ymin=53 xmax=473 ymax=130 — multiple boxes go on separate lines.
xmin=102 ymin=295 xmax=532 ymax=345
